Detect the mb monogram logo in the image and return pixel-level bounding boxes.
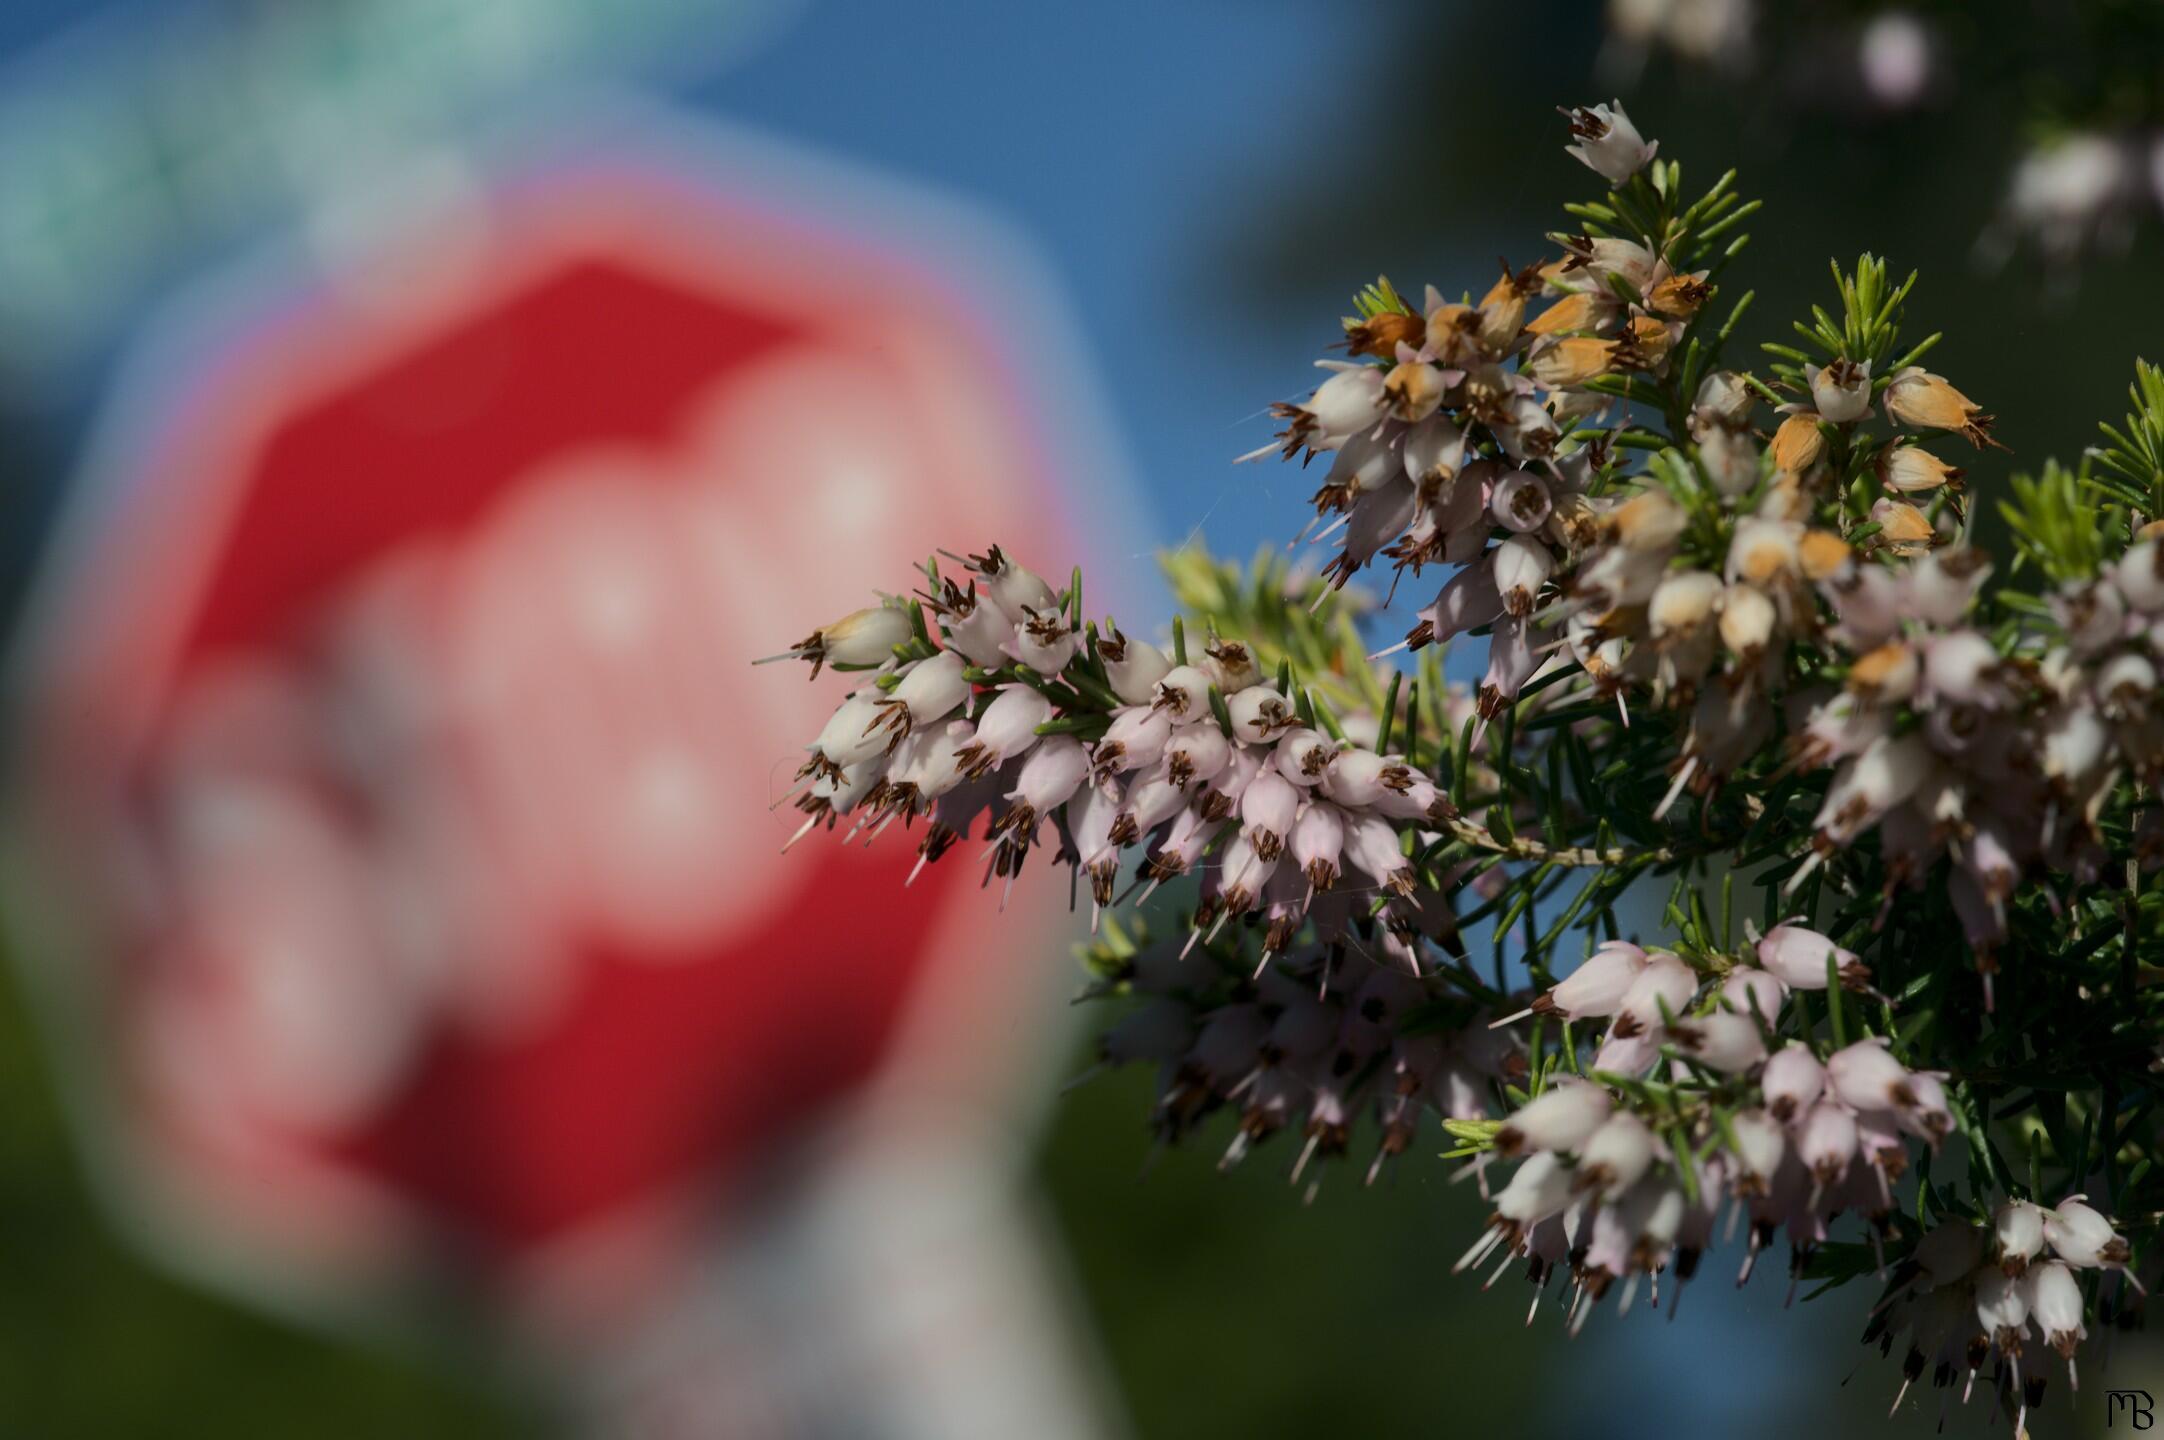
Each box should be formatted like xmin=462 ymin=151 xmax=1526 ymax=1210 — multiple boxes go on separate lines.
xmin=2109 ymin=1389 xmax=2156 ymax=1429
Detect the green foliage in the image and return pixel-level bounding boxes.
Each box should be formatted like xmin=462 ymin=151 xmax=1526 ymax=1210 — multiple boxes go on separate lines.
xmin=2000 ymin=458 xmax=2111 ymax=580
xmin=1160 ymin=545 xmax=1396 ymax=723
xmin=2092 ymin=357 xmax=2164 ymax=518
xmin=1347 ymin=275 xmax=1414 ymax=320
xmin=1760 ymin=254 xmax=1937 ymax=384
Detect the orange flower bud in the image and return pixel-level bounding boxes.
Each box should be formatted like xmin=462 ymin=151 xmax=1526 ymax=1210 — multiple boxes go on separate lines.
xmin=1882 ymin=366 xmax=1997 ymax=448
xmin=1526 ymin=336 xmax=1616 ymax=389
xmin=1771 ymin=413 xmax=1827 ymax=474
xmin=1343 ymin=310 xmax=1425 ymax=360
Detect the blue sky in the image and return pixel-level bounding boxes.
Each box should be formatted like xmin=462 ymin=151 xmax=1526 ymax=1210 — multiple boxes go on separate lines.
xmin=703 ymin=0 xmax=1412 ymax=567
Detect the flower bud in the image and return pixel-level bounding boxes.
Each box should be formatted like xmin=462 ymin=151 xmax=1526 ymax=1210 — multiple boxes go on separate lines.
xmin=2022 ymin=1260 xmax=2086 ymax=1358
xmin=1575 ymin=1111 xmax=1659 ymax=1200
xmin=1591 ymin=1027 xmax=1663 ymax=1078
xmin=1153 ymin=665 xmax=1218 ymax=723
xmin=2098 ymin=652 xmax=2157 ymax=715
xmin=1321 ymin=748 xmax=1407 ymax=808
xmin=1161 ymin=721 xmax=1229 ymax=789
xmin=954 ymin=685 xmax=1052 ymax=778
xmin=1201 ymin=640 xmax=1261 ymax=694
xmin=1869 ymin=497 xmax=1937 ymax=553
xmin=1718 ymin=582 xmax=1778 ymax=661
xmin=1343 ymin=813 xmax=1414 ymax=897
xmin=1099 ymin=630 xmax=1171 ymax=705
xmin=1526 ymin=337 xmax=1615 ymax=390
xmin=1561 ymin=101 xmax=1657 ymax=185
xmin=1529 ymin=941 xmax=1647 ymax=1022
xmin=1771 ymin=413 xmax=1825 ymax=474
xmin=2113 ymin=538 xmax=2164 ymax=612
xmin=1847 ymin=641 xmax=1918 ymax=705
xmin=1493 ymin=534 xmax=1556 ymax=616
xmin=1301 ymin=365 xmax=1389 ymax=442
xmin=1373 ymin=774 xmax=1449 ymax=824
xmin=1921 ymin=630 xmax=2001 ymax=706
xmin=1669 ymin=1009 xmax=1765 ymax=1073
xmin=1392 ymin=417 xmax=1463 ymax=495
xmin=1974 ymin=1266 xmax=2028 ymax=1347
xmin=1693 ymin=370 xmax=1754 ymax=424
xmin=1756 ymin=924 xmax=1866 ymax=991
xmin=892 ymin=649 xmax=969 ymax=727
xmin=1006 ymin=735 xmax=1090 ymax=817
xmin=1092 ymin=704 xmax=1173 ymax=780
xmin=1006 ymin=605 xmax=1079 ymax=673
xmin=1224 ymin=684 xmax=1297 ymax=743
xmin=1882 ymin=366 xmax=1993 ymax=446
xmin=1110 ymin=772 xmax=1188 ymax=847
xmin=1805 ymin=359 xmax=1872 ymax=424
xmin=1697 ymin=424 xmax=1760 ymax=498
xmin=1761 ymin=1044 xmax=1824 ymax=1121
xmin=1826 ymin=1037 xmax=1914 ymax=1112
xmin=1495 ymin=1079 xmax=1612 ymax=1156
xmin=1719 ymin=966 xmax=1787 ymax=1024
xmin=1797 ymin=1102 xmax=1858 ymax=1186
xmin=1993 ymin=1200 xmax=2046 ymax=1276
xmin=1290 ymin=801 xmax=1346 ymax=890
xmin=1491 ymin=470 xmax=1555 ymax=533
xmin=1494 ymin=1151 xmax=1575 ymax=1226
xmin=2055 ymin=576 xmax=2128 ymax=657
xmin=1527 ymin=289 xmax=1616 ymax=338
xmin=896 ymin=718 xmax=974 ymax=802
xmin=1213 ymin=832 xmax=1279 ymax=915
xmin=1727 ymin=1109 xmax=1786 ymax=1193
xmin=2045 ymin=1196 xmax=2130 ymax=1269
xmin=1814 ymin=733 xmax=1931 ymax=842
xmin=1876 ymin=443 xmax=1963 ymax=494
xmin=970 ymin=548 xmax=1055 ymax=618
xmin=1384 ymin=360 xmax=1446 ymax=423
xmin=1649 ymin=570 xmax=1722 ymax=640
xmin=2042 ymin=706 xmax=2110 ymax=791
xmin=1342 ymin=309 xmax=1425 ymax=360
xmin=771 ymin=604 xmax=913 ymax=676
xmin=1240 ymin=769 xmax=1300 ymax=861
xmin=1893 ymin=1070 xmax=1954 ymax=1143
xmin=811 ymin=690 xmax=896 ymax=770
xmin=1905 ymin=547 xmax=1992 ymax=626
xmin=1140 ymin=806 xmax=1223 ymax=882
xmin=1614 ymin=953 xmax=1697 ymax=1038
xmin=1274 ymin=729 xmax=1339 ymax=788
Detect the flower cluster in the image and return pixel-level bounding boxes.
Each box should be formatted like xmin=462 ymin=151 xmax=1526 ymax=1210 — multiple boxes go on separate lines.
xmin=1083 ymin=922 xmax=1520 ymax=1187
xmin=762 ymin=102 xmax=2163 ymax=1431
xmin=1866 ymin=1199 xmax=2141 ymax=1432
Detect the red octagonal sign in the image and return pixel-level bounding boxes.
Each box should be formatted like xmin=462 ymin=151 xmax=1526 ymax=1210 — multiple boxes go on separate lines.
xmin=6 ymin=127 xmax=1117 ymax=1327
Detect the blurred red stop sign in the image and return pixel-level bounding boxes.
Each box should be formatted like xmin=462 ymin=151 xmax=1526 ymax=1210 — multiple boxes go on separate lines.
xmin=9 ymin=144 xmax=1105 ymax=1319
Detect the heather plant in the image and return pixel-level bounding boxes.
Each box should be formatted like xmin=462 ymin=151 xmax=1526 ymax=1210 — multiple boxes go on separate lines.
xmin=764 ymin=102 xmax=2164 ymax=1433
